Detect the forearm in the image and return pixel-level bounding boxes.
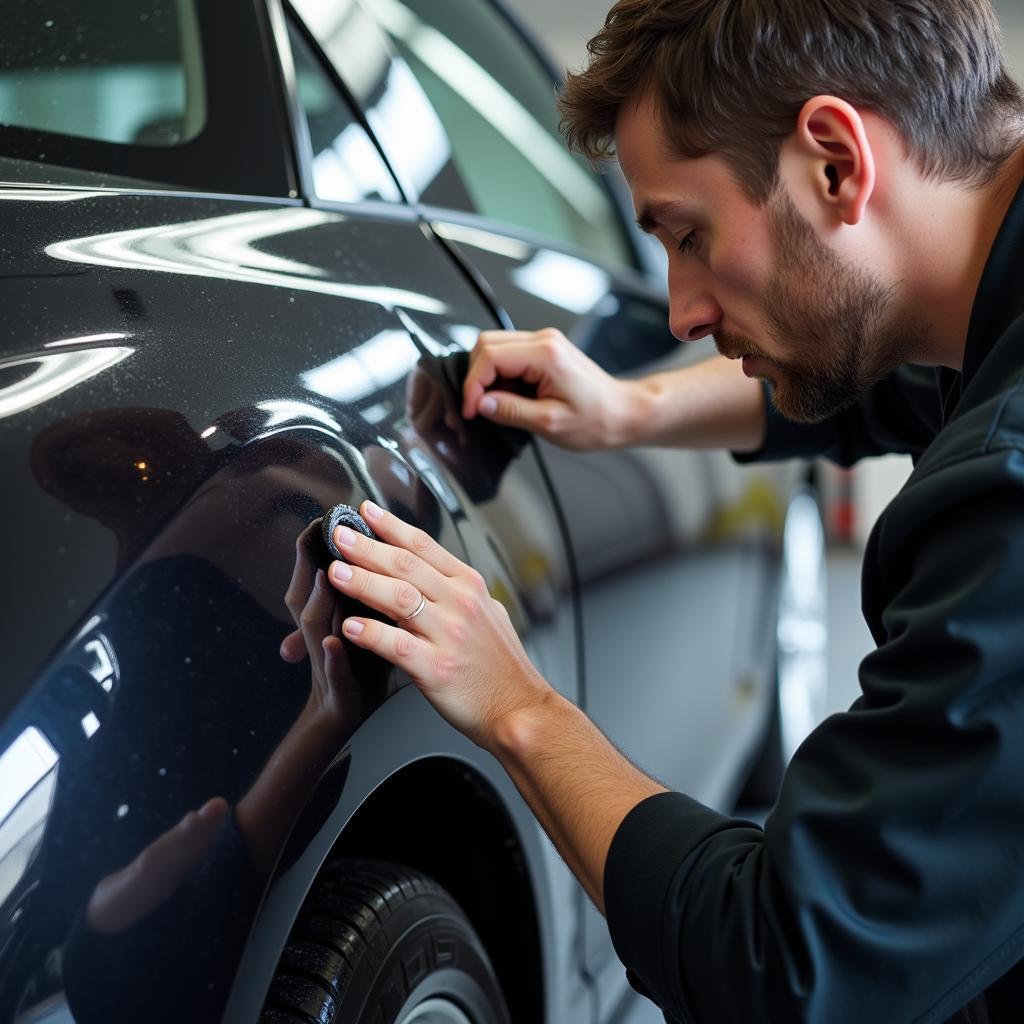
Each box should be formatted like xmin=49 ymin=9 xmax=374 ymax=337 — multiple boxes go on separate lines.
xmin=618 ymin=354 xmax=766 ymax=452
xmin=489 ymin=691 xmax=667 ymax=913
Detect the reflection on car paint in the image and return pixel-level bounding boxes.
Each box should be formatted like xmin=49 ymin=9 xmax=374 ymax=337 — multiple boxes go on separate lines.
xmin=43 ymin=333 xmax=130 ymax=351
xmin=0 ymin=348 xmax=134 ymax=419
xmin=302 ymin=328 xmax=420 ymax=404
xmin=511 ymin=249 xmax=612 ymax=314
xmin=430 ymin=221 xmax=532 ymax=261
xmin=45 ymin=209 xmax=449 ymax=315
xmin=0 ymin=190 xmax=109 ymax=203
xmin=253 ymin=399 xmax=343 ymax=434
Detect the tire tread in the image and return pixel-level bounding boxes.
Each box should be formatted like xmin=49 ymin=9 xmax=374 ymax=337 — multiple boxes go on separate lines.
xmin=259 ymin=859 xmax=506 ymax=1024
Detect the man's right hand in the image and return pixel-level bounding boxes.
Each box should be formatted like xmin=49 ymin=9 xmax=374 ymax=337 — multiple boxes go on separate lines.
xmin=462 ymin=328 xmax=637 ymax=451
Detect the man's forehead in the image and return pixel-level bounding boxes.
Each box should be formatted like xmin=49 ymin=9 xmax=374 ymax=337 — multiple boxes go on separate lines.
xmin=614 ymin=92 xmax=667 ymax=173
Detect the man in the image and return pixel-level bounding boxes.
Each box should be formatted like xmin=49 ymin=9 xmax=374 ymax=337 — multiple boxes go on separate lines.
xmin=315 ymin=1 xmax=1024 ymax=1020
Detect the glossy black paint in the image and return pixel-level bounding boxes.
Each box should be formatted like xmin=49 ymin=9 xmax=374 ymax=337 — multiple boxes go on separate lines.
xmin=0 ymin=176 xmax=586 ymax=1020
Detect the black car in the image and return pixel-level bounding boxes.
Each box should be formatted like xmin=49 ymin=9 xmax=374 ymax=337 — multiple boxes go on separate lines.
xmin=0 ymin=1 xmax=826 ymax=1021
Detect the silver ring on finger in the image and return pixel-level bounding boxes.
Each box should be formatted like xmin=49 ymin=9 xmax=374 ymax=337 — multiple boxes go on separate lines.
xmin=401 ymin=593 xmax=427 ymax=622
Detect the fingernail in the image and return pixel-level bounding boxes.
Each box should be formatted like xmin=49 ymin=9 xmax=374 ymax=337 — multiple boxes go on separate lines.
xmin=344 ymin=619 xmax=365 ymax=636
xmin=335 ymin=525 xmax=356 ymax=547
xmin=480 ymin=396 xmax=497 ymax=415
xmin=330 ymin=561 xmax=352 ymax=582
xmin=363 ymin=500 xmax=383 ymax=520
xmin=198 ymin=799 xmax=224 ymax=821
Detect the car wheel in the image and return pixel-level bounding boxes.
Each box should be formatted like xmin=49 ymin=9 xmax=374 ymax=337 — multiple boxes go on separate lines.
xmin=260 ymin=859 xmax=511 ymax=1024
xmin=741 ymin=485 xmax=829 ymax=807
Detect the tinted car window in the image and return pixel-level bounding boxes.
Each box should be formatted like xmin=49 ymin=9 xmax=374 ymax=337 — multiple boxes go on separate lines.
xmin=358 ymin=0 xmax=634 ymax=267
xmin=0 ymin=1 xmax=204 ymax=147
xmin=0 ymin=0 xmax=292 ymax=196
xmin=286 ymin=18 xmax=402 ymax=204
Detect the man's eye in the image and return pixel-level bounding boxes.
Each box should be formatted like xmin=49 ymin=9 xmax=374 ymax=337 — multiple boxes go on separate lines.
xmin=676 ymin=231 xmax=696 ymax=253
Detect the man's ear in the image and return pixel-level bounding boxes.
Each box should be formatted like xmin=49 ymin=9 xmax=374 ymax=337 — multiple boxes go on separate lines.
xmin=793 ymin=96 xmax=875 ymax=226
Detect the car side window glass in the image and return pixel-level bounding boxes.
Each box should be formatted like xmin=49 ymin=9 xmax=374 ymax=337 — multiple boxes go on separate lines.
xmin=289 ymin=0 xmax=474 ymax=211
xmin=358 ymin=0 xmax=633 ymax=267
xmin=0 ymin=0 xmax=205 ymax=147
xmin=285 ymin=18 xmax=402 ymax=204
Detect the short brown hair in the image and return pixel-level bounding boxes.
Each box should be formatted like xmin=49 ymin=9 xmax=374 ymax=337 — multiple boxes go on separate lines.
xmin=559 ymin=0 xmax=1024 ymax=202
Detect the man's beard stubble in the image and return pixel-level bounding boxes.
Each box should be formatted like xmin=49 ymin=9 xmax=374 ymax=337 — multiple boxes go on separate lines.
xmin=714 ymin=192 xmax=927 ymax=424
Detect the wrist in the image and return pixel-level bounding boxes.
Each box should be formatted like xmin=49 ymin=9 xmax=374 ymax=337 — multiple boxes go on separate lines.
xmin=607 ymin=377 xmax=655 ymax=448
xmin=489 ymin=688 xmax=575 ymax=764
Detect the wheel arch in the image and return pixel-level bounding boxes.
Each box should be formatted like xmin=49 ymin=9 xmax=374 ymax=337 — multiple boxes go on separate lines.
xmin=224 ymin=682 xmax=556 ymax=1024
xmin=328 ymin=756 xmax=545 ymax=1024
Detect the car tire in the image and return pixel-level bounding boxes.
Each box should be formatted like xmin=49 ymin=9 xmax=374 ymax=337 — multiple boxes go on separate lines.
xmin=740 ymin=485 xmax=829 ymax=808
xmin=260 ymin=859 xmax=511 ymax=1024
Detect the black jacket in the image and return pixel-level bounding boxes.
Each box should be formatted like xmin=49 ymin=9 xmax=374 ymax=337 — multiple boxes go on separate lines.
xmin=602 ymin=179 xmax=1024 ymax=1024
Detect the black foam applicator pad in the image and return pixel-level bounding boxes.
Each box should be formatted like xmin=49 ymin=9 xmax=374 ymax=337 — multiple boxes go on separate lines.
xmin=321 ymin=503 xmax=376 ymax=561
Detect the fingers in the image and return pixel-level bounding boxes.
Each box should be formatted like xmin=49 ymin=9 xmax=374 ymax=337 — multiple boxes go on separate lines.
xmin=336 ymin=501 xmax=465 ymax=579
xmin=326 ymin=503 xmax=479 ymax=624
xmin=316 ymin=632 xmax=357 ymax=718
xmin=299 ymin=569 xmax=336 ymax=662
xmin=279 ymin=628 xmax=307 ymax=663
xmin=468 ymin=392 xmax=565 ymax=433
xmin=328 ymin=557 xmax=432 ymax=625
xmin=340 ymin=615 xmax=432 ymax=678
xmin=284 ymin=521 xmax=321 ymax=627
xmin=464 ymin=333 xmax=563 ymax=418
xmin=322 ymin=634 xmax=349 ymax=690
xmin=465 ymin=339 xmax=548 ymax=394
xmin=281 ymin=559 xmax=345 ymax=663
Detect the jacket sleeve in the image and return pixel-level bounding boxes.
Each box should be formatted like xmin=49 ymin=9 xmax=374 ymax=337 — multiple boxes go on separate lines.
xmin=734 ymin=366 xmax=943 ymax=467
xmin=603 ymin=452 xmax=1024 ymax=1024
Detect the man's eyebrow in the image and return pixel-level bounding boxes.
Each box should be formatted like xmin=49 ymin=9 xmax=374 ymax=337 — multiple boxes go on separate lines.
xmin=635 ymin=200 xmax=692 ymax=234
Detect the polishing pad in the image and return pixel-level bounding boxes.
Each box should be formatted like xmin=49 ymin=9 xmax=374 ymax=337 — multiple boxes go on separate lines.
xmin=321 ymin=503 xmax=376 ymax=561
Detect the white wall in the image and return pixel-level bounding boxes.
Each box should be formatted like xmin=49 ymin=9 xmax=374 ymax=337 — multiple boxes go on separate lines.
xmin=511 ymin=0 xmax=1024 ymax=81
xmin=507 ymin=0 xmax=603 ymax=74
xmin=995 ymin=0 xmax=1024 ymax=73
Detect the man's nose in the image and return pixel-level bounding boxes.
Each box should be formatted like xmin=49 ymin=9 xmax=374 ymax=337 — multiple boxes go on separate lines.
xmin=668 ymin=292 xmax=723 ymax=343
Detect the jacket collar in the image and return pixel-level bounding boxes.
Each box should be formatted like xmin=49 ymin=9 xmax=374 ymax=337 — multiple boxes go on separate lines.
xmin=939 ymin=171 xmax=1024 ymax=421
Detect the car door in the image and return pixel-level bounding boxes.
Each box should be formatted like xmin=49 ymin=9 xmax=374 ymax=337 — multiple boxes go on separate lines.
xmin=311 ymin=0 xmax=796 ymax=1012
xmin=267 ymin=10 xmax=595 ymax=1023
xmin=0 ymin=2 xmax=582 ymax=1020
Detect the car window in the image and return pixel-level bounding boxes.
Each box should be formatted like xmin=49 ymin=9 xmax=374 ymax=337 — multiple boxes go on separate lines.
xmin=0 ymin=0 xmax=292 ymax=197
xmin=0 ymin=0 xmax=205 ymax=148
xmin=285 ymin=18 xmax=402 ymax=204
xmin=287 ymin=0 xmax=475 ymax=212
xmin=357 ymin=0 xmax=634 ymax=268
